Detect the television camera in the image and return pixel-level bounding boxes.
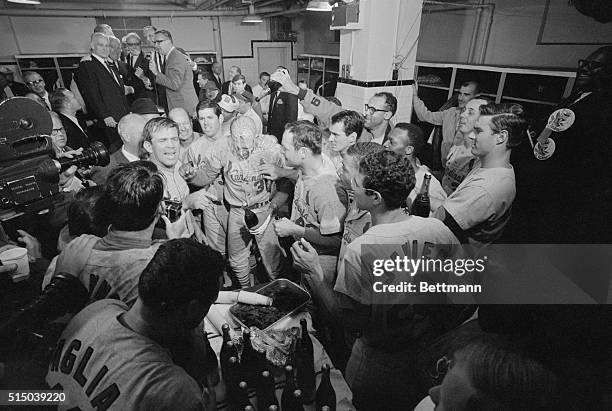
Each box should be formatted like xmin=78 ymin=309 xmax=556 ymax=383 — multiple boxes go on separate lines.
xmin=0 ymin=97 xmax=109 ymax=218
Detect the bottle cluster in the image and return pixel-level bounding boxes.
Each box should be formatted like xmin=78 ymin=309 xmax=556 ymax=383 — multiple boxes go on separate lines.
xmin=220 ymin=320 xmax=337 ymax=411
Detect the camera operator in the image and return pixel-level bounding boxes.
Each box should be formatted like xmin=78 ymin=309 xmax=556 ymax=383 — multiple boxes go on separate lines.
xmin=46 ymin=238 xmax=222 ymax=410
xmin=43 ymin=161 xmax=192 ymax=307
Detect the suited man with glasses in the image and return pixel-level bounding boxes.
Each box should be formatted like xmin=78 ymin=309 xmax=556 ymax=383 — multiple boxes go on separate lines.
xmin=148 ymin=30 xmax=198 ymax=118
xmin=123 ymin=32 xmax=157 ymax=103
xmin=23 ymin=71 xmax=51 ymax=109
xmin=510 ymin=46 xmax=612 ymax=244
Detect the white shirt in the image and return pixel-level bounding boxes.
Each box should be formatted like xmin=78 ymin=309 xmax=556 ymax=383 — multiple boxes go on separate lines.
xmin=61 ymin=112 xmax=86 ymax=135
xmin=91 ymin=54 xmax=119 ymax=84
xmin=121 ymin=146 xmax=140 ymax=162
xmin=252 ymin=84 xmax=270 ymax=115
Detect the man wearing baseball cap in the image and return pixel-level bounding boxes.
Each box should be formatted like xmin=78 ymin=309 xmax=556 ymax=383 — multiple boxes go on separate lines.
xmin=235 ymin=93 xmax=263 ymax=135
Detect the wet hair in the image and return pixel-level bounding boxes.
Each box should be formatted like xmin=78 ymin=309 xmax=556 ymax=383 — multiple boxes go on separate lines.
xmin=138 ymin=238 xmax=223 ymax=311
xmin=196 ymin=99 xmax=222 ymax=117
xmin=393 ymin=123 xmax=425 ymax=156
xmin=103 ymin=161 xmax=164 ymax=231
xmin=142 ymin=117 xmax=179 ymax=143
xmin=479 ymin=103 xmax=526 ymax=149
xmin=455 ymin=335 xmax=560 ymax=411
xmin=232 ymin=74 xmax=246 ymax=83
xmin=285 ymin=120 xmax=322 ymax=155
xmin=67 ymin=186 xmax=109 ymax=237
xmin=331 ymin=110 xmax=365 ymax=139
xmin=359 ymin=150 xmax=415 ymax=210
xmin=326 ymin=96 xmax=342 ymax=107
xmin=372 ymin=91 xmax=397 ymax=116
xmin=259 ymin=71 xmax=270 ymax=78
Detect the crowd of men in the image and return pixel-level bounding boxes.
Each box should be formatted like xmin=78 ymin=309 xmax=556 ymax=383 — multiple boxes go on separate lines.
xmin=1 ymin=20 xmax=611 ymax=410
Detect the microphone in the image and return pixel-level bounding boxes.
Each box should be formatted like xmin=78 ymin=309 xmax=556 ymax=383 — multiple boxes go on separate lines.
xmin=255 ymin=87 xmax=272 ymax=103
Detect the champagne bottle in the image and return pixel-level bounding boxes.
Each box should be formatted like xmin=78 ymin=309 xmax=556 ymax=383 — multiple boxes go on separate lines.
xmin=241 ymin=328 xmax=259 ymax=387
xmin=256 ymin=370 xmax=279 ymax=410
xmin=225 ymin=356 xmax=241 ymax=400
xmin=236 ymin=381 xmax=253 ymax=409
xmin=282 ymin=389 xmax=305 ymax=411
xmin=315 ymin=363 xmax=336 ymax=411
xmin=296 ymin=319 xmax=315 ymax=404
xmin=281 ymin=365 xmax=297 ymax=409
xmin=221 ymin=341 xmax=238 ymax=381
xmin=411 ymin=173 xmax=432 ymax=217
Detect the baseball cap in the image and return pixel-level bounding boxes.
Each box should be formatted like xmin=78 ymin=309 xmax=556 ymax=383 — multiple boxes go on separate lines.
xmin=218 ymin=94 xmax=239 ymax=112
xmin=203 ymin=81 xmax=219 ymax=91
xmin=130 ymin=98 xmax=159 ymax=115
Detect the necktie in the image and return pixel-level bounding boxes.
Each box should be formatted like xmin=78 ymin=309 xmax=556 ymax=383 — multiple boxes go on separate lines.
xmin=105 ymin=61 xmax=119 ymax=84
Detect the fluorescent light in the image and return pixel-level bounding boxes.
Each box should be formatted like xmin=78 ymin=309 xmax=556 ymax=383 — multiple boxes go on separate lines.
xmin=307 ymin=1 xmax=332 ymax=11
xmin=242 ymin=3 xmax=263 ymax=23
xmin=7 ymin=0 xmax=41 ymax=4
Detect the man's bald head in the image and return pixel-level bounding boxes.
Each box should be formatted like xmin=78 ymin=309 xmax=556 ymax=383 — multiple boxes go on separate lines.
xmin=118 ymin=114 xmax=147 ymax=150
xmin=168 ymin=108 xmax=194 ymax=143
xmin=94 ymin=24 xmax=114 ymax=36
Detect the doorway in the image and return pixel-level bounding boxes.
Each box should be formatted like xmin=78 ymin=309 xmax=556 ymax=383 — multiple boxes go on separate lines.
xmin=255 ymin=43 xmax=292 ymax=75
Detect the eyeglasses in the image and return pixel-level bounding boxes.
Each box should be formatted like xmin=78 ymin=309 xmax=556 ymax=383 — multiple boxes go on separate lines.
xmin=364 ymin=104 xmax=389 ymax=116
xmin=578 ymin=59 xmax=602 ymax=71
xmin=153 ymin=39 xmax=168 ymax=44
xmin=26 ymin=79 xmax=44 ymax=86
xmin=126 ymin=42 xmax=141 ymax=46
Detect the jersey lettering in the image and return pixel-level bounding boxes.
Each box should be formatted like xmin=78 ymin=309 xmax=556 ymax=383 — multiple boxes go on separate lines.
xmin=52 ymin=339 xmax=120 ymax=410
xmin=88 ymin=274 xmax=114 ymax=301
xmin=50 ymin=339 xmax=66 ymax=372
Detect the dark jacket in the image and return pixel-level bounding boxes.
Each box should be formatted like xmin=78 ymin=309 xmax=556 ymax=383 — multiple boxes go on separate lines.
xmin=58 ymin=112 xmax=90 ymax=149
xmin=267 ymin=91 xmax=298 ymax=141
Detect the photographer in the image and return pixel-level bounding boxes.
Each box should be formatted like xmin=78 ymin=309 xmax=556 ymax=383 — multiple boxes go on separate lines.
xmin=43 ymin=161 xmax=192 ymax=307
xmin=46 ymin=238 xmax=222 ymax=410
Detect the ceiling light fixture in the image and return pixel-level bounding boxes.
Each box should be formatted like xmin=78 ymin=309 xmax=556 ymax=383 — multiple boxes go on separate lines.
xmin=7 ymin=0 xmax=41 ymax=4
xmin=242 ymin=3 xmax=263 ymax=23
xmin=306 ymin=1 xmax=333 ymax=12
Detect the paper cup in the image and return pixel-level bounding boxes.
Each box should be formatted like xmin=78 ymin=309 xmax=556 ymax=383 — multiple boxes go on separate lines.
xmin=0 ymin=247 xmax=30 ymax=282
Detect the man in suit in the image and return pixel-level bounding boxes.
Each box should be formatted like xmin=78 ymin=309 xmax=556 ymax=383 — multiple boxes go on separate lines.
xmin=210 ymin=62 xmax=224 ymax=92
xmin=91 ymin=113 xmax=147 ymax=185
xmin=509 ymin=46 xmax=612 ymax=244
xmin=143 ymin=25 xmax=168 ymax=112
xmin=76 ymin=32 xmax=129 ymax=152
xmin=222 ymin=65 xmax=241 ymax=95
xmin=149 ymin=30 xmax=198 ymax=118
xmin=123 ymin=32 xmax=158 ymax=103
xmin=0 ymin=68 xmax=28 ymax=98
xmin=23 ymin=71 xmax=51 ymax=109
xmin=267 ymin=68 xmax=298 ymax=142
xmin=50 ymin=88 xmax=91 ymax=149
xmin=109 ymin=36 xmax=136 ymax=102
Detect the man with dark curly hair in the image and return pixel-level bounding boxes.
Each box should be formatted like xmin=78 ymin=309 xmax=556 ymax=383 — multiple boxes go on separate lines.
xmin=292 ymin=150 xmax=459 ymax=410
xmin=434 ymin=103 xmax=525 ymax=247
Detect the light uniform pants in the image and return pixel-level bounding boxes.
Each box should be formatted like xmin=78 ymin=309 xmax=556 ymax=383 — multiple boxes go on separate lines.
xmin=227 ymin=206 xmax=286 ymax=288
xmin=202 ymin=201 xmax=228 ymax=256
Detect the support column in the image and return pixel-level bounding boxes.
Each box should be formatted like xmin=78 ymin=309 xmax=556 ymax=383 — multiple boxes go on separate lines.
xmin=335 ymin=0 xmax=423 ymax=122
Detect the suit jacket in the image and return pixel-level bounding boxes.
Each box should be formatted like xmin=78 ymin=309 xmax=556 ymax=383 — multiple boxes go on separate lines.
xmin=211 ymin=73 xmax=223 ymax=92
xmin=58 ymin=112 xmax=90 ymax=149
xmin=9 ymin=82 xmax=28 ymax=97
xmin=267 ymin=91 xmax=298 ymax=141
xmin=154 ymin=48 xmax=198 ymax=116
xmin=76 ymin=56 xmax=129 ymax=123
xmin=124 ymin=52 xmax=157 ymax=103
xmin=90 ymin=149 xmax=131 ymax=185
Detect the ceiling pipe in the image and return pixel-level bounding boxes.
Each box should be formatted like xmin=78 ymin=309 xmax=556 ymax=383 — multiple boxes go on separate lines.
xmin=200 ymin=0 xmax=234 ymax=10
xmin=0 ymin=6 xmax=283 ymax=17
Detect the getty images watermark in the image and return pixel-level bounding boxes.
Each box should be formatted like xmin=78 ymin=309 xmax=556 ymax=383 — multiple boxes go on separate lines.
xmin=371 ymin=255 xmax=487 ymax=294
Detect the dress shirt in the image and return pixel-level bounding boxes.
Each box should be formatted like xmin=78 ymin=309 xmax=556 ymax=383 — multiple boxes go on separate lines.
xmin=121 ymin=146 xmax=140 ymax=162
